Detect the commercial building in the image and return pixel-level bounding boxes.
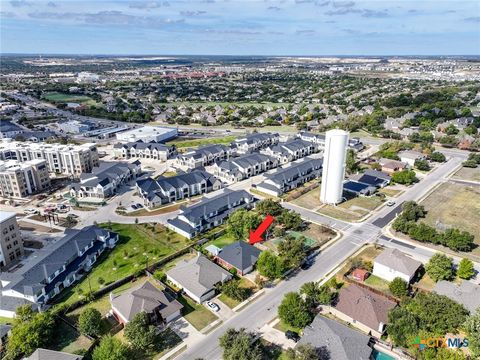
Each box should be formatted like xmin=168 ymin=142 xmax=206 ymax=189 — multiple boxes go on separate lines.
xmin=212 ymin=153 xmax=277 ymax=183
xmin=0 ymin=140 xmax=99 ymax=177
xmin=136 ymin=170 xmax=221 ymax=208
xmin=0 ymin=160 xmax=51 ymax=198
xmin=176 ymin=144 xmax=232 ymax=169
xmin=320 ymin=129 xmax=349 ymax=205
xmin=116 ymin=126 xmax=178 ymax=143
xmin=256 ymin=157 xmax=323 ymax=196
xmin=167 ymin=189 xmax=256 ymax=239
xmin=0 ymin=226 xmax=118 ymax=317
xmin=113 ymin=141 xmax=176 ymax=161
xmin=0 ymin=212 xmax=24 ymax=268
xmin=69 ymin=161 xmax=141 ymax=200
xmin=57 ymin=120 xmax=92 ymax=134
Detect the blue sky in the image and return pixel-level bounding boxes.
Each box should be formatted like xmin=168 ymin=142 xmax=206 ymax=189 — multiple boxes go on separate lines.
xmin=1 ymin=0 xmax=479 ymax=55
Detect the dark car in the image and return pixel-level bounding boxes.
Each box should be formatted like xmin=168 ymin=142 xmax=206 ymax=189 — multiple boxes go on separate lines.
xmin=131 ymin=204 xmax=138 ymax=210
xmin=301 ymin=259 xmax=313 ymax=270
xmin=285 ymin=330 xmax=300 ymax=342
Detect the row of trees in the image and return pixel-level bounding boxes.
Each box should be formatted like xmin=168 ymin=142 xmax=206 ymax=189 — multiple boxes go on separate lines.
xmin=392 ymin=201 xmax=474 ymax=252
xmin=424 ymin=253 xmax=475 ymax=282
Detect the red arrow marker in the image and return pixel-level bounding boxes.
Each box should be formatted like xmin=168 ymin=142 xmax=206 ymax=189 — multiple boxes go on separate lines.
xmin=249 ymin=214 xmax=275 ymax=244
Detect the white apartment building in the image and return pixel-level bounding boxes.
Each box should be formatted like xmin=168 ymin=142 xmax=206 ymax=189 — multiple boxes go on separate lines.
xmin=0 ymin=140 xmax=99 ymax=177
xmin=0 ymin=211 xmax=24 ymax=268
xmin=0 ymin=159 xmax=51 ymax=198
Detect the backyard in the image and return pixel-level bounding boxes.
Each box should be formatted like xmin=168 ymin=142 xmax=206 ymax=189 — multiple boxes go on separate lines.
xmin=419 ymin=182 xmax=480 ymax=254
xmin=55 ymin=223 xmax=190 ymax=305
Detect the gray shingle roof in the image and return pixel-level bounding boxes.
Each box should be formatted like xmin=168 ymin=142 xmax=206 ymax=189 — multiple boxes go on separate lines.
xmin=298 ymin=315 xmax=372 ymax=360
xmin=374 ymin=248 xmax=421 ymax=279
xmin=263 ymin=157 xmax=322 ymax=185
xmin=166 ymin=254 xmax=232 ymax=299
xmin=111 ymin=280 xmax=183 ymax=322
xmin=217 ymin=241 xmax=261 ymax=271
xmin=26 ymin=348 xmax=82 ymax=360
xmin=434 ymin=280 xmax=480 ymax=314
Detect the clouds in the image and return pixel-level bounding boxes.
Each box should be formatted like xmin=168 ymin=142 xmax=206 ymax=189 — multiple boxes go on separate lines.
xmin=9 ymin=0 xmax=32 ymax=7
xmin=129 ymin=1 xmax=170 ymax=9
xmin=464 ymin=16 xmax=480 ymax=23
xmin=179 ymin=10 xmax=206 ymax=17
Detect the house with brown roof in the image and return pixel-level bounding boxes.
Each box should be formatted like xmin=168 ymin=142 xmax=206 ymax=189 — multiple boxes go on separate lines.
xmin=378 ymin=158 xmax=407 ymax=174
xmin=110 ymin=280 xmax=183 ymax=325
xmin=328 ymin=284 xmax=397 ymax=338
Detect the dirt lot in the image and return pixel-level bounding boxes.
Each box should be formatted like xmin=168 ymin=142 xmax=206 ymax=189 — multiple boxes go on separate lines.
xmin=452 ymin=167 xmax=480 ymax=182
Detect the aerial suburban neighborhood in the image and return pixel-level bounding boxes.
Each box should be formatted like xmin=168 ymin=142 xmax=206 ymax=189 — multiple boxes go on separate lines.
xmin=0 ymin=1 xmax=480 ymax=360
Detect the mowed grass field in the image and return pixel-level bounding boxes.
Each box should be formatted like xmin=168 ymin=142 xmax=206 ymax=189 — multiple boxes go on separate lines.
xmin=56 ymin=223 xmax=190 ymax=305
xmin=420 ymin=182 xmax=480 ymax=247
xmin=43 ymin=92 xmax=94 ymax=104
xmin=452 ymin=167 xmax=480 ymax=182
xmin=168 ymin=135 xmax=237 ymax=148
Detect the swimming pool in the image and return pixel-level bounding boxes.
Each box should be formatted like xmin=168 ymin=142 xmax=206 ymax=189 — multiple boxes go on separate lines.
xmin=372 ymin=349 xmax=396 ymax=360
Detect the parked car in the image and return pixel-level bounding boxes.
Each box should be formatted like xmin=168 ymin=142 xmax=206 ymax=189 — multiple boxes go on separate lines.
xmin=24 ymin=208 xmax=39 ymax=215
xmin=135 ymin=203 xmax=143 ymax=208
xmin=131 ymin=204 xmax=138 ymax=210
xmin=386 ymin=201 xmax=395 ymax=207
xmin=285 ymin=330 xmax=300 ymax=342
xmin=301 ymin=259 xmax=313 ymax=270
xmin=206 ymin=301 xmax=220 ymax=312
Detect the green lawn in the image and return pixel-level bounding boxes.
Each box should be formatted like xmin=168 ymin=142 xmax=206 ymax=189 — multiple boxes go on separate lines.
xmin=51 ymin=320 xmax=92 ymax=354
xmin=167 ymin=135 xmax=237 ymax=148
xmin=318 ymin=195 xmax=384 ymax=222
xmin=379 ymin=188 xmax=403 ymax=197
xmin=43 ymin=92 xmax=93 ymax=104
xmin=55 ymin=223 xmax=190 ymax=305
xmin=218 ymin=277 xmax=257 ymax=309
xmin=290 ymin=188 xmax=321 ymax=209
xmin=273 ymin=319 xmax=303 ymax=335
xmin=177 ymin=295 xmax=218 ymax=331
xmin=0 ymin=316 xmax=13 ymax=325
xmin=202 ymin=232 xmax=238 ymax=249
xmin=364 ymin=274 xmax=391 ymax=295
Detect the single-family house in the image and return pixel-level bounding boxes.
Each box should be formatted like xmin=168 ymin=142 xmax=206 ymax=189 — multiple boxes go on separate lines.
xmin=167 ymin=189 xmax=256 ymax=239
xmin=136 ymin=170 xmax=221 ymax=208
xmin=297 ymin=315 xmax=372 ymax=360
xmin=26 ymin=349 xmax=83 ymax=360
xmin=110 ymin=280 xmax=183 ymax=325
xmin=329 ymin=284 xmax=397 ymax=338
xmin=398 ymin=150 xmax=426 ymax=167
xmin=434 ymin=280 xmax=480 ymax=314
xmin=349 ymin=169 xmax=391 ymax=189
xmin=372 ymin=248 xmax=422 ymax=283
xmin=166 ymin=254 xmax=232 ymax=303
xmin=343 ymin=181 xmax=377 ymax=196
xmin=378 ymin=158 xmax=407 ymax=174
xmin=215 ymin=241 xmax=261 ymax=275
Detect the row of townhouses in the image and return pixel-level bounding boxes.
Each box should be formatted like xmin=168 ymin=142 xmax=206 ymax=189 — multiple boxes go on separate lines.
xmin=257 ymin=157 xmax=323 ymax=196
xmin=167 ymin=189 xmax=256 ymax=239
xmin=260 ymin=138 xmax=318 ymax=164
xmin=69 ymin=161 xmax=141 ymax=200
xmin=298 ymin=132 xmax=364 ymax=151
xmin=212 ymin=153 xmax=278 ymax=183
xmin=231 ymin=132 xmax=280 ymax=154
xmin=0 ymin=159 xmax=51 ymax=198
xmin=176 ymin=144 xmax=232 ymax=169
xmin=113 ymin=140 xmax=176 ymax=161
xmin=136 ymin=170 xmax=222 ymax=208
xmin=0 ymin=226 xmax=118 ymax=318
xmin=0 ymin=140 xmax=99 ymax=177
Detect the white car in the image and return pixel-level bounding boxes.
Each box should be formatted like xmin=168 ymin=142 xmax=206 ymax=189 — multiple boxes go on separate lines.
xmin=386 ymin=201 xmax=395 ymax=207
xmin=24 ymin=208 xmax=39 ymax=215
xmin=206 ymin=301 xmax=220 ymax=312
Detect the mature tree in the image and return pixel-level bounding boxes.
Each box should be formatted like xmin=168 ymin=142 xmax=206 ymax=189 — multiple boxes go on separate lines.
xmin=300 ymin=282 xmax=320 ymax=308
xmin=425 ymin=253 xmax=454 ymax=282
xmin=401 ymin=201 xmax=426 ymax=221
xmin=227 ymin=209 xmax=263 ymax=240
xmin=256 ymin=251 xmax=285 ymax=280
xmin=278 ymin=292 xmax=313 ymax=328
xmin=387 ymin=307 xmax=419 ymax=347
xmin=221 ymin=280 xmax=251 ymax=301
xmin=345 ymin=149 xmax=358 ymax=174
xmin=414 ymin=159 xmax=430 ymax=171
xmin=284 ymin=343 xmax=318 ymax=360
xmin=442 ymin=228 xmax=474 ymax=252
xmin=391 ymin=170 xmax=418 ymax=185
xmin=278 ymin=210 xmax=303 ymax=231
xmin=255 ymin=199 xmax=284 ymax=217
xmin=430 ymin=152 xmax=446 ymax=162
xmin=219 ymin=328 xmax=263 ymax=360
xmin=278 ymin=235 xmax=307 ymax=269
xmin=92 ymin=335 xmax=131 ymax=360
xmin=78 ymin=308 xmax=102 ymax=337
xmin=124 ymin=312 xmax=157 ymax=351
xmin=463 ymin=309 xmax=480 ymax=358
xmin=5 ymin=307 xmax=56 ymax=359
xmin=457 ymin=258 xmax=475 ymax=280
xmin=389 ymin=277 xmax=409 ymax=298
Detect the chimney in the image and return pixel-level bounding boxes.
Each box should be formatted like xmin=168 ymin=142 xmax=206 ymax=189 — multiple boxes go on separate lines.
xmin=42 ymin=264 xmax=49 ymax=282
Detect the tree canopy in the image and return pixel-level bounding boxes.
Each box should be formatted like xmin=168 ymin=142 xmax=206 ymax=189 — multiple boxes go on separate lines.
xmin=278 ymin=292 xmax=313 ymax=328
xmin=219 ymin=328 xmax=263 ymax=360
xmin=92 ymin=335 xmax=131 ymax=360
xmin=425 ymin=253 xmax=454 ymax=282
xmin=78 ymin=308 xmax=102 ymax=337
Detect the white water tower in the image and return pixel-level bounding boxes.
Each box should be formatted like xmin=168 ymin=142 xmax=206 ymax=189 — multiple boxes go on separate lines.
xmin=320 ymin=129 xmax=349 ymax=205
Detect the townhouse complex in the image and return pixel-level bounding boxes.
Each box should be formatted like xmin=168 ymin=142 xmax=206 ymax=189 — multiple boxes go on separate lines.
xmin=232 ymin=132 xmax=280 ymax=154
xmin=0 ymin=226 xmax=118 ymax=318
xmin=212 ymin=153 xmax=278 ymax=183
xmin=167 ymin=189 xmax=256 ymax=239
xmin=0 ymin=159 xmax=51 ymax=198
xmin=113 ymin=140 xmax=176 ymax=161
xmin=176 ymin=144 xmax=232 ymax=169
xmin=136 ymin=170 xmax=221 ymax=208
xmin=0 ymin=140 xmax=99 ymax=177
xmin=261 ymin=138 xmax=318 ymax=164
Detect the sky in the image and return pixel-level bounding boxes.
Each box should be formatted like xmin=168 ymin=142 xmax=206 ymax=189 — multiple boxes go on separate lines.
xmin=0 ymin=0 xmax=479 ymax=56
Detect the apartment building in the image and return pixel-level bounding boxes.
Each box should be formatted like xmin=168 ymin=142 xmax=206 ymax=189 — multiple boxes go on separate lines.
xmin=257 ymin=157 xmax=323 ymax=196
xmin=232 ymin=132 xmax=279 ymax=154
xmin=261 ymin=139 xmax=317 ymax=164
xmin=0 ymin=225 xmax=118 ymax=317
xmin=0 ymin=159 xmax=51 ymax=198
xmin=212 ymin=153 xmax=278 ymax=183
xmin=167 ymin=189 xmax=256 ymax=239
xmin=0 ymin=211 xmax=24 ymax=268
xmin=113 ymin=141 xmax=176 ymax=161
xmin=0 ymin=140 xmax=99 ymax=177
xmin=176 ymin=144 xmax=232 ymax=169
xmin=136 ymin=170 xmax=221 ymax=208
xmin=69 ymin=161 xmax=141 ymax=200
